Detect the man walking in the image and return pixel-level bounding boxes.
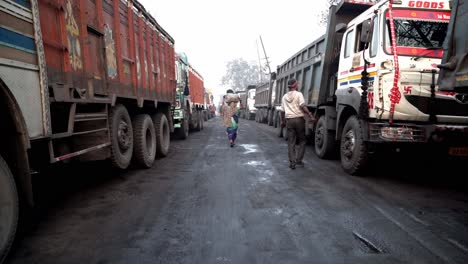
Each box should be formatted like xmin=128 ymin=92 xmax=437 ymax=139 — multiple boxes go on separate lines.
xmin=281 ymin=78 xmax=315 ymax=169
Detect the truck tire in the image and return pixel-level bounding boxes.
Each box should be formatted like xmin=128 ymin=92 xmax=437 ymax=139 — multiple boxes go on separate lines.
xmin=200 ymin=112 xmax=204 ymax=130
xmin=268 ymin=110 xmax=274 ymax=126
xmin=340 ymin=116 xmax=369 ymax=175
xmin=0 ymin=155 xmax=18 ymax=264
xmin=132 ymin=114 xmax=156 ymax=168
xmin=109 ymin=104 xmax=133 ymax=169
xmin=314 ymin=115 xmax=336 ymax=159
xmin=193 ymin=111 xmax=201 ymax=131
xmin=277 ymin=114 xmax=283 ymax=137
xmin=153 ymin=112 xmax=170 ymax=157
xmin=176 ymin=110 xmax=189 ymax=140
xmin=273 ymin=111 xmax=278 ymax=128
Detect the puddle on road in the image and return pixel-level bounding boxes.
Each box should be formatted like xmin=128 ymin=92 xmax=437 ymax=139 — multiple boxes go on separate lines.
xmin=239 ymin=144 xmax=259 ymax=154
xmin=250 ymin=169 xmax=274 ymax=187
xmin=272 ymin=208 xmax=283 ymax=215
xmin=245 ymin=161 xmax=266 ymax=167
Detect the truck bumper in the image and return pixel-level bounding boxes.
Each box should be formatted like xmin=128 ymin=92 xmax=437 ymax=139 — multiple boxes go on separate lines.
xmin=172 ymin=108 xmax=183 ymax=128
xmin=368 ymin=122 xmax=468 ymax=156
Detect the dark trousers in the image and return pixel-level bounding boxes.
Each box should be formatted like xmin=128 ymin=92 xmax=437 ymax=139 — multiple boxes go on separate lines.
xmin=286 ymin=117 xmax=306 ymax=164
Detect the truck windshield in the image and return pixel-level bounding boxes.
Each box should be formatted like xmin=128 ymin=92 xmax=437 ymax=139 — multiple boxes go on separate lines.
xmin=385 ymin=9 xmax=450 ymax=58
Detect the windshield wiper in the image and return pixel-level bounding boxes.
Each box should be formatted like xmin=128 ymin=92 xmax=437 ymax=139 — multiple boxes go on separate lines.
xmin=413 ymin=47 xmax=442 ymax=61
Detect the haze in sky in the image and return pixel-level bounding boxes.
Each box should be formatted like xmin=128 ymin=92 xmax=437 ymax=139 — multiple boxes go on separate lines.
xmin=138 ymin=0 xmax=329 ymax=101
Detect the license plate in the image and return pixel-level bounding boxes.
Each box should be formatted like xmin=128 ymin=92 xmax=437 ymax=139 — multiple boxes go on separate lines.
xmin=448 ymin=147 xmax=468 ymax=156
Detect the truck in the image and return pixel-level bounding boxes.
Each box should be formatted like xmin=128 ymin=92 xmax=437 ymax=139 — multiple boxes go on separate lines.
xmin=254 ymin=78 xmax=277 ymax=125
xmin=273 ymin=0 xmax=468 ymax=175
xmin=173 ymin=52 xmax=205 ymax=139
xmin=204 ymin=90 xmax=215 ymax=120
xmin=0 ymin=0 xmax=180 ymax=261
xmin=237 ymin=90 xmax=247 ymax=119
xmin=246 ymin=85 xmax=258 ymax=120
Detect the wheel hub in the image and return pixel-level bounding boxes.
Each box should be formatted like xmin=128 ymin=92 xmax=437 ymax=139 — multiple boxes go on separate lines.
xmin=316 ymin=126 xmax=324 ymax=147
xmin=342 ymin=129 xmax=356 ymax=160
xmin=117 ymin=121 xmax=131 ymax=150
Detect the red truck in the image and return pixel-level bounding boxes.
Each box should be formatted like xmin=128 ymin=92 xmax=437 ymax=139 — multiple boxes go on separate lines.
xmin=188 ymin=66 xmax=206 ymax=129
xmin=0 ymin=0 xmax=178 ymax=260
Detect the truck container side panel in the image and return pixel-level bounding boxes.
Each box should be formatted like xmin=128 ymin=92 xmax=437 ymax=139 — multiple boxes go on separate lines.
xmin=142 ymin=21 xmax=147 ymax=97
xmin=151 ymin=25 xmax=160 ymax=97
xmin=165 ymin=39 xmax=170 ymax=100
xmin=303 ymin=67 xmax=312 ymax=104
xmin=146 ymin=23 xmax=153 ymax=97
xmin=111 ymin=0 xmax=123 ymax=84
xmin=88 ymin=0 xmax=106 ymax=95
xmin=164 ymin=38 xmax=169 ymax=100
xmin=36 ymin=0 xmax=173 ymax=103
xmin=78 ymin=0 xmax=91 ymax=94
xmin=170 ymin=43 xmax=175 ymax=100
xmin=155 ymin=31 xmax=161 ymax=98
xmin=127 ymin=4 xmax=137 ymax=94
xmin=103 ymin=0 xmax=118 ymax=87
xmin=167 ymin=40 xmax=173 ymax=100
xmin=189 ymin=70 xmax=204 ymax=104
xmin=152 ymin=31 xmax=159 ymax=96
xmin=118 ymin=3 xmax=131 ymax=88
xmin=145 ymin=23 xmax=151 ymax=98
xmin=168 ymin=41 xmax=174 ymax=101
xmin=88 ymin=32 xmax=105 ymax=93
xmin=160 ymin=35 xmax=165 ymax=99
xmin=85 ymin=0 xmax=98 ymax=29
xmin=133 ymin=13 xmax=141 ymax=94
xmin=37 ymin=1 xmax=63 ymax=77
xmin=161 ymin=35 xmax=166 ymax=100
xmin=137 ymin=13 xmax=146 ymax=97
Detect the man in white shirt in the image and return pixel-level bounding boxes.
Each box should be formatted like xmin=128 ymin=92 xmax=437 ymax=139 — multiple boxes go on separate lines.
xmin=281 ymin=78 xmax=315 ymax=169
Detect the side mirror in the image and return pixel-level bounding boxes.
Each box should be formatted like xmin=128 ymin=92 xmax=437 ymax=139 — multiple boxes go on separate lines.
xmin=360 ymin=19 xmax=372 ymax=43
xmin=335 ymin=23 xmax=347 ymax=33
xmin=184 ymin=85 xmax=190 ymax=96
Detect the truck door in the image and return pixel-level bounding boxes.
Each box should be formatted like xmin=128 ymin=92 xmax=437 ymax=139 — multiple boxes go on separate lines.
xmin=338 ymin=17 xmax=378 ymax=112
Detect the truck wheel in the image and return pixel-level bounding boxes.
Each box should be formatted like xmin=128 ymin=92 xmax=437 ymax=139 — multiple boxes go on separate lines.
xmin=340 ymin=116 xmax=369 ymax=175
xmin=0 ymin=155 xmax=18 ymax=263
xmin=176 ymin=110 xmax=189 ymax=140
xmin=109 ymin=104 xmax=133 ymax=169
xmin=277 ymin=114 xmax=283 ymax=137
xmin=132 ymin=114 xmax=156 ymax=168
xmin=268 ymin=110 xmax=274 ymax=126
xmin=153 ymin=113 xmax=170 ymax=157
xmin=200 ymin=112 xmax=204 ymax=130
xmin=314 ymin=115 xmax=336 ymax=159
xmin=273 ymin=111 xmax=278 ymax=128
xmin=195 ymin=112 xmax=201 ymax=131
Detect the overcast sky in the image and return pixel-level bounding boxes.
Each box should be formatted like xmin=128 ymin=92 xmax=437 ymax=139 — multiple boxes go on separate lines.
xmin=139 ymin=0 xmax=329 ymax=100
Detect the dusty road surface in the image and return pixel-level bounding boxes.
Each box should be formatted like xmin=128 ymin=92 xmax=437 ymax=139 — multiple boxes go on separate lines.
xmin=6 ymin=117 xmax=468 ymax=264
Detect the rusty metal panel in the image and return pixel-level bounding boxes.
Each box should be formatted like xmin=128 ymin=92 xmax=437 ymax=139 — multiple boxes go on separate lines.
xmin=38 ymin=1 xmax=64 ymax=75
xmin=189 ymin=67 xmax=204 ymax=105
xmin=86 ymin=0 xmax=98 ymax=29
xmin=103 ymin=2 xmax=118 ymax=82
xmin=87 ymin=33 xmax=103 ymax=79
xmin=35 ymin=0 xmax=175 ymax=105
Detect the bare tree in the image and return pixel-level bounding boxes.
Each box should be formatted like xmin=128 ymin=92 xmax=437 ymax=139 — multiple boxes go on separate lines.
xmin=221 ymin=58 xmax=262 ymax=92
